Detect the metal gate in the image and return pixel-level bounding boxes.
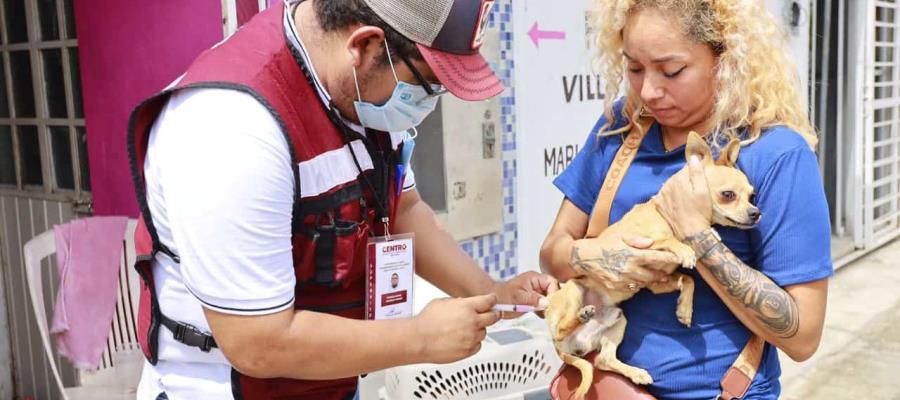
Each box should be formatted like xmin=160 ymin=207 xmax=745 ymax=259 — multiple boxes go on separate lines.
xmin=0 ymin=0 xmax=94 ymax=398
xmin=862 ymin=0 xmax=900 ymax=248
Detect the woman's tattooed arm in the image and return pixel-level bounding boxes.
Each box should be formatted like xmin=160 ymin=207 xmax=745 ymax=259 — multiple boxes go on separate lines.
xmin=686 ymin=229 xmax=800 ymax=339
xmin=570 ymin=245 xmax=631 ymax=278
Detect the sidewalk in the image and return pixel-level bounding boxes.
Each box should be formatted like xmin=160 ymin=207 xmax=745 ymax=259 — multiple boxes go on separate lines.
xmin=780 ymin=238 xmax=900 ymax=400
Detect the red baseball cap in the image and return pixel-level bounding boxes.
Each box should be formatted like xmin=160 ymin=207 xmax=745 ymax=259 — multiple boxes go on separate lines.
xmin=362 ymin=0 xmax=504 ymax=101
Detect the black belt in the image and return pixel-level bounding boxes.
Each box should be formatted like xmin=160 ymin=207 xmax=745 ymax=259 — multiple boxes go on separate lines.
xmin=160 ymin=313 xmax=218 ymax=352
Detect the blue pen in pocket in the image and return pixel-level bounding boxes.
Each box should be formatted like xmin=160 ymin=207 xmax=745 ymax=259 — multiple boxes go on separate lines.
xmin=394 ymin=164 xmax=405 ymax=198
xmin=395 ymin=133 xmax=416 ymax=198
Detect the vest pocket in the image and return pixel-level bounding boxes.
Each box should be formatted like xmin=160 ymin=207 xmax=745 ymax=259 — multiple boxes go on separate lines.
xmin=312 ymin=214 xmax=369 ymax=287
xmin=294 ymin=185 xmax=372 ymax=288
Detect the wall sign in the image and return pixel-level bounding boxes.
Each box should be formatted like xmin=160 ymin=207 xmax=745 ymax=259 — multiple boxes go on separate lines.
xmin=514 ymin=0 xmax=604 ymax=270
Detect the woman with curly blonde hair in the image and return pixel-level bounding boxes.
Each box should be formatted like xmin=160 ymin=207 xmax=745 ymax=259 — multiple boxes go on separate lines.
xmin=540 ymin=0 xmax=831 ymax=398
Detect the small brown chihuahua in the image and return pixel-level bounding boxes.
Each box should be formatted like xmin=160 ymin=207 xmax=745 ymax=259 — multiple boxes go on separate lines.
xmin=545 ymin=132 xmax=760 ymax=399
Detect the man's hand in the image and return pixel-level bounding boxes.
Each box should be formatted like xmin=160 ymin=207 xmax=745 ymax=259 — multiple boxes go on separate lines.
xmin=492 ymin=272 xmax=559 ymax=319
xmin=570 ymin=234 xmax=680 ymax=292
xmin=413 ymin=294 xmax=500 ymax=364
xmin=655 ymin=155 xmax=713 ymax=240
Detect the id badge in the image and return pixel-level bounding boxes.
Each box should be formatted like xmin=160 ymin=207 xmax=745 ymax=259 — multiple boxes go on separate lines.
xmin=365 ymin=233 xmax=415 ymax=320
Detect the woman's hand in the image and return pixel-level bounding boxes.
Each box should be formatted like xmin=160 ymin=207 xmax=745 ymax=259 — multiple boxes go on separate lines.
xmin=570 ymin=234 xmax=681 ymax=292
xmin=655 ymin=155 xmax=713 ymax=240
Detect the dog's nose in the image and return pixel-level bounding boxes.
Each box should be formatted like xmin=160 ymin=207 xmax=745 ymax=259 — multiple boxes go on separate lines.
xmin=748 ymin=208 xmax=761 ymax=222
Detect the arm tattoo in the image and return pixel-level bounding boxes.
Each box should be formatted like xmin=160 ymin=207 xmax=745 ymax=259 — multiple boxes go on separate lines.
xmin=686 ymin=230 xmax=800 ymax=339
xmin=570 ymin=245 xmax=630 ymax=278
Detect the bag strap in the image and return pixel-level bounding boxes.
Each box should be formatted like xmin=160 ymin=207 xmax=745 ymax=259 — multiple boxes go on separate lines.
xmin=585 ymin=127 xmax=647 ymax=238
xmin=718 ymin=335 xmax=765 ymax=399
xmin=585 ymin=123 xmax=766 ymax=400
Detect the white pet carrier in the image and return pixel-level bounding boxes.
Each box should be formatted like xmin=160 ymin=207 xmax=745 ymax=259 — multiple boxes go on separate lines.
xmin=380 ymin=314 xmax=561 ymax=399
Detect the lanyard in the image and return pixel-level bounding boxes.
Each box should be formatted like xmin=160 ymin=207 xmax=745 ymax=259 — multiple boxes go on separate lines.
xmin=340 ymin=123 xmax=393 ymax=237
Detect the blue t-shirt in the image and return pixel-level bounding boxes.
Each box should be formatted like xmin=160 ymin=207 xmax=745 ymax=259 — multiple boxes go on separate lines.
xmin=553 ymin=101 xmax=833 ymax=399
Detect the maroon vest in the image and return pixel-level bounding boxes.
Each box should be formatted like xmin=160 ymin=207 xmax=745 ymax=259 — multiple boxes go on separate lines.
xmin=127 ymin=4 xmax=402 ymax=399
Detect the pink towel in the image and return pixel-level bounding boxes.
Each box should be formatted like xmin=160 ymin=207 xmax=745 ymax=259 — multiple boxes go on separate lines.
xmin=50 ymin=216 xmax=129 ymax=369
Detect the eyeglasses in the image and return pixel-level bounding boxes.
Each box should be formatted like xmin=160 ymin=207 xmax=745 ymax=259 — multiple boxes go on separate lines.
xmin=396 ymin=50 xmax=448 ymax=99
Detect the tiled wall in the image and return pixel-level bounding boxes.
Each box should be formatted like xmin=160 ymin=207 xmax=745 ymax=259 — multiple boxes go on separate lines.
xmin=459 ymin=0 xmax=519 ymax=280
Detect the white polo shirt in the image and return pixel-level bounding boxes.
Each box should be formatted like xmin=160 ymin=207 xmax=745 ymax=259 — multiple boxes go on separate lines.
xmin=136 ymin=4 xmax=416 ymax=398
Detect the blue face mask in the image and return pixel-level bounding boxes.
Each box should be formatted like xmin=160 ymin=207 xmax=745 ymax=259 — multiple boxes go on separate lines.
xmin=353 ymin=41 xmax=443 ymax=133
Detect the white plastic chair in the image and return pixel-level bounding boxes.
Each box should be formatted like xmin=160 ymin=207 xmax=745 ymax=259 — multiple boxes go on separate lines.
xmin=24 ymin=219 xmax=144 ymax=400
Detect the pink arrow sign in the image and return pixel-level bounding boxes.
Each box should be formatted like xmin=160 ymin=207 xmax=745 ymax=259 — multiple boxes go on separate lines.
xmin=528 ymin=21 xmax=566 ymax=48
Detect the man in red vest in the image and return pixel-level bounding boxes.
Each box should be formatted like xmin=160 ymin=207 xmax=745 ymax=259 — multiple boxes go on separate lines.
xmin=128 ymin=0 xmax=580 ymax=399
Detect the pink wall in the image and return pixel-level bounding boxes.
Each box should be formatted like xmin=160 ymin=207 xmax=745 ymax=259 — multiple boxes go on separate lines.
xmin=75 ymin=1 xmax=225 ymax=216
xmin=237 ymin=0 xmax=259 ymax=26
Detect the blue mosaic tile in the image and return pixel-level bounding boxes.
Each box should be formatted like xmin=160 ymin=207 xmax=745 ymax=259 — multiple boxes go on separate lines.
xmin=458 ymin=0 xmax=518 ymax=279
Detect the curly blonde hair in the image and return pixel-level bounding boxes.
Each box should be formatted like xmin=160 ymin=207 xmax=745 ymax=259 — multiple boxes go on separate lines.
xmin=591 ymin=0 xmax=817 ymax=148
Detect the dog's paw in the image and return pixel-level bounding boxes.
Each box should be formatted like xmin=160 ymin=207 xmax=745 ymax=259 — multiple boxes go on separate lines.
xmin=676 ymin=304 xmax=693 ymax=327
xmin=668 ymin=245 xmax=697 ymax=269
xmin=578 ymin=305 xmax=596 ymax=323
xmin=626 ymin=368 xmax=654 ymax=385
xmin=680 ymin=252 xmax=697 ymax=269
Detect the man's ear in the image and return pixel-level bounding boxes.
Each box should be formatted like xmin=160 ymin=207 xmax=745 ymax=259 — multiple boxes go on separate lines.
xmin=685 ymin=131 xmax=713 ymax=164
xmin=346 ymin=26 xmax=386 ymax=69
xmin=716 ymin=139 xmax=741 ymax=167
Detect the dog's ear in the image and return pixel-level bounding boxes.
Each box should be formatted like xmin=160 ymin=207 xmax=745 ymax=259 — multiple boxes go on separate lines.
xmin=685 ymin=131 xmax=712 ymax=164
xmin=716 ymin=139 xmax=741 ymax=167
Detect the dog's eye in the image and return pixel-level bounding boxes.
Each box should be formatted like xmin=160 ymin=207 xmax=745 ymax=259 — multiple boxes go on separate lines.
xmin=721 ymin=191 xmax=736 ymax=201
